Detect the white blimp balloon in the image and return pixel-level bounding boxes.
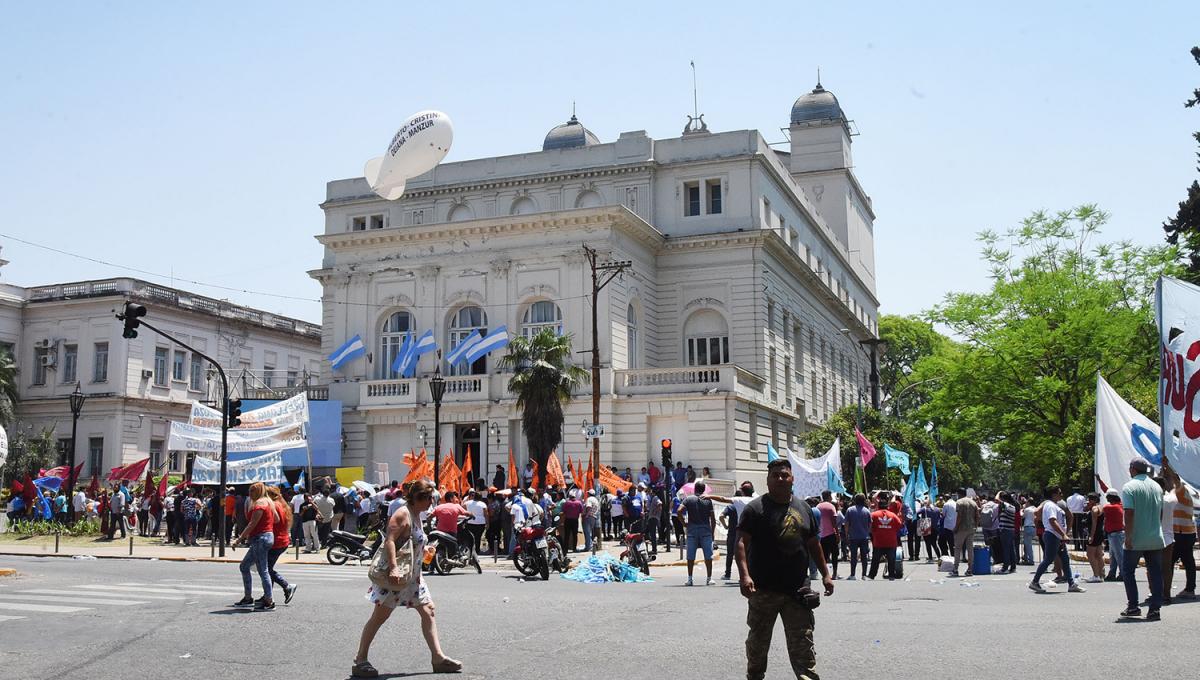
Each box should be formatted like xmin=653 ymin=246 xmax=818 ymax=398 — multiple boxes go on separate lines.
xmin=364 ymin=110 xmax=454 ymax=200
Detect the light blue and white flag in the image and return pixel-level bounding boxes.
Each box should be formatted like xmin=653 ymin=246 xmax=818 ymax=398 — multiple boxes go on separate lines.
xmin=296 ymin=470 xmax=306 ymax=491
xmin=391 ymin=334 xmax=413 ymax=376
xmin=445 ymin=329 xmax=482 ymax=367
xmin=766 ymin=442 xmax=780 ymax=463
xmin=465 ymin=325 xmax=509 ymax=364
xmin=329 ymin=334 xmax=366 ymax=371
xmin=400 ymin=330 xmax=438 ymax=378
xmin=826 ymin=465 xmax=847 ymax=496
xmin=883 ymin=444 xmax=911 ymax=476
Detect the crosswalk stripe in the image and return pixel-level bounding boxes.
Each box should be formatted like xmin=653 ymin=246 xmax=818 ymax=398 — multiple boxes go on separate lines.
xmin=119 ymin=582 xmax=234 ymax=591
xmin=76 ymin=585 xmax=240 ymax=596
xmin=0 ymin=614 xmax=27 ymax=621
xmin=0 ymin=601 xmax=91 ymax=613
xmin=0 ymin=594 xmax=148 ymax=607
xmin=20 ymin=589 xmax=188 ymax=602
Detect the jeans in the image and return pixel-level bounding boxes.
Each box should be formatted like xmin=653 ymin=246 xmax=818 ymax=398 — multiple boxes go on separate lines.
xmin=563 ymin=518 xmax=579 ymax=552
xmin=240 ymin=533 xmax=274 ymax=601
xmin=686 ymin=525 xmax=714 ymax=562
xmin=466 ymin=523 xmax=485 ymax=554
xmin=1123 ymin=547 xmax=1163 ymax=610
xmin=820 ymin=534 xmax=840 ymax=575
xmin=266 ymin=546 xmax=290 ymax=590
xmin=644 ymin=517 xmax=660 ymax=553
xmin=1022 ymin=526 xmax=1036 ymax=563
xmin=109 ymin=512 xmax=127 ymax=539
xmin=997 ymin=530 xmax=1017 ymax=571
xmin=1033 ymin=532 xmax=1074 ymax=586
xmin=847 ymin=538 xmax=869 ymax=577
xmin=1106 ymin=531 xmax=1124 ymax=579
xmin=1172 ymin=532 xmax=1197 ymax=592
xmin=582 ymin=516 xmax=596 ymax=552
xmin=724 ymin=528 xmax=738 ymax=577
xmin=868 ymin=546 xmax=897 ymax=579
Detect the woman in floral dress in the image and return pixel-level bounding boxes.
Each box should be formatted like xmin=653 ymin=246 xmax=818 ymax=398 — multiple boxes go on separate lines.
xmin=352 ymin=478 xmax=462 ymax=677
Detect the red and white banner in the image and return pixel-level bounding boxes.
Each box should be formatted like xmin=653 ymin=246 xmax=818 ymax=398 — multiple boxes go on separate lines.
xmin=1156 ymin=276 xmax=1200 ymax=487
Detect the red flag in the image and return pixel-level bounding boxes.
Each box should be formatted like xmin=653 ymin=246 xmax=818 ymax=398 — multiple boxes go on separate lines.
xmin=855 ymin=428 xmax=877 ymax=468
xmin=21 ymin=474 xmax=35 ymax=504
xmin=87 ymin=475 xmax=100 ymax=498
xmin=107 ymin=457 xmax=151 ymax=483
xmin=157 ymin=471 xmax=169 ymax=499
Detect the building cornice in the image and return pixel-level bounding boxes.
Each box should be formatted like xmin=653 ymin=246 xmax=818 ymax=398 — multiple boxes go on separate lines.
xmin=320 ymin=162 xmax=655 ymax=209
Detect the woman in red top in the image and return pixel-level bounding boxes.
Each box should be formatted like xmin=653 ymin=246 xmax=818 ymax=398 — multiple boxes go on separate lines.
xmin=232 ymin=482 xmax=276 ymax=610
xmin=265 ymin=486 xmax=299 ymax=604
xmin=1101 ymin=489 xmax=1125 ymax=581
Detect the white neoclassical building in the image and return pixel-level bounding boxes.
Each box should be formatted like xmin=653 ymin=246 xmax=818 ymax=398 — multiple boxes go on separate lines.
xmin=312 ymin=84 xmax=880 ymax=487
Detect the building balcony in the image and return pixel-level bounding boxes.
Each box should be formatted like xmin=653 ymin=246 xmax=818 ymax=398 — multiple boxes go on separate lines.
xmin=613 ymin=364 xmax=766 ymax=401
xmin=360 ymin=374 xmax=490 ymax=408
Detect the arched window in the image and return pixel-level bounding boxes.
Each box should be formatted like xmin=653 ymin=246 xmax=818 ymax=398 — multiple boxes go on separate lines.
xmin=447 ymin=204 xmax=473 ymax=222
xmin=683 ymin=309 xmax=729 ymax=366
xmin=626 ymin=303 xmax=639 ymax=369
xmin=510 ymin=197 xmax=536 ymax=215
xmin=522 ymin=300 xmax=562 ymax=337
xmin=575 ymin=190 xmax=602 ymax=208
xmin=448 ymin=306 xmax=487 ymax=376
xmin=379 ymin=311 xmax=414 ymax=379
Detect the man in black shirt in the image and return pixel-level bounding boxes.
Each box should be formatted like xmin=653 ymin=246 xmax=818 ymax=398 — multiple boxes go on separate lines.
xmin=737 ymin=458 xmax=832 ymax=680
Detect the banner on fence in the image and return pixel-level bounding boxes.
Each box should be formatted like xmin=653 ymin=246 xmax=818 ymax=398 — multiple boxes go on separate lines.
xmin=192 ymin=451 xmax=283 ymax=485
xmin=188 ymin=392 xmax=309 ymax=430
xmin=168 ymin=421 xmax=305 ymax=454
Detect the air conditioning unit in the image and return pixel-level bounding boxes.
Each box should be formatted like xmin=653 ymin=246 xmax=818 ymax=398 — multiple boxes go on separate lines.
xmin=141 ymin=369 xmax=154 ymax=379
xmin=35 ymin=338 xmax=52 ymax=350
xmin=39 ymin=353 xmax=56 ymax=368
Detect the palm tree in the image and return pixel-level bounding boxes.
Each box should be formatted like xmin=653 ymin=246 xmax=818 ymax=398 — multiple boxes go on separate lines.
xmin=0 ymin=347 xmax=18 ymax=427
xmin=500 ymin=329 xmax=588 ymax=490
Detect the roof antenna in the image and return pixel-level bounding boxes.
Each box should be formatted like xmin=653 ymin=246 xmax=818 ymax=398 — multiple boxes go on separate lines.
xmin=683 ymin=61 xmax=709 ymax=136
xmin=817 ymin=66 xmax=822 ymax=89
xmin=572 ymin=100 xmax=576 ymax=119
xmin=691 ymin=60 xmax=699 ymax=120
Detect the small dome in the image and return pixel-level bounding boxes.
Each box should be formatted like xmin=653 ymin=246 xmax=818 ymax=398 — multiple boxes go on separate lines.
xmin=543 ymin=114 xmax=600 ymax=151
xmin=790 ymin=83 xmax=845 ymax=125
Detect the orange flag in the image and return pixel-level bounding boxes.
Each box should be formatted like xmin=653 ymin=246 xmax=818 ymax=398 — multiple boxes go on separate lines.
xmin=584 ymin=458 xmax=595 ymax=493
xmin=440 ymin=454 xmax=463 ymax=494
xmin=531 ymin=460 xmax=540 ymax=489
xmin=598 ymin=464 xmax=633 ymax=494
xmin=567 ymin=457 xmax=578 ymax=487
xmin=403 ymin=450 xmax=432 ymax=485
xmin=461 ymin=445 xmax=473 ymax=491
xmin=546 ymin=451 xmax=565 ymax=488
xmin=507 ymin=449 xmax=518 ymax=488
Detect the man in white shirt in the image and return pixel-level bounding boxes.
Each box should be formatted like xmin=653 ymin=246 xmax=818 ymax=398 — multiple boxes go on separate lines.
xmin=1030 ymin=486 xmax=1085 ymax=593
xmin=73 ymin=488 xmax=88 ymax=516
xmin=583 ymin=490 xmax=601 ymax=552
xmin=1065 ymin=489 xmax=1088 ymax=550
xmin=940 ymin=495 xmax=958 ymax=560
xmin=464 ymin=491 xmax=488 ymax=554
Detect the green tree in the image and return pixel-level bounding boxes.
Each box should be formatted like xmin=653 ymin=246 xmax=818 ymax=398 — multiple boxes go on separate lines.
xmin=923 ymin=205 xmax=1180 ymax=489
xmin=500 ymin=329 xmax=588 ymax=489
xmin=0 ymin=348 xmax=19 ymax=428
xmin=878 ymin=314 xmax=951 ymax=417
xmin=1163 ymin=46 xmax=1200 ymax=282
xmin=1 ymin=428 xmax=57 ymax=486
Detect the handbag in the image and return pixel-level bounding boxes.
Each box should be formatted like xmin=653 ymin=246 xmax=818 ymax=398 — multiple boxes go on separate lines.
xmin=368 ymin=533 xmax=415 ymax=589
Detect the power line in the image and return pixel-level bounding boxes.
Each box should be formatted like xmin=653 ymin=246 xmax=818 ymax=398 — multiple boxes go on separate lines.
xmin=0 ymin=232 xmax=593 ymax=312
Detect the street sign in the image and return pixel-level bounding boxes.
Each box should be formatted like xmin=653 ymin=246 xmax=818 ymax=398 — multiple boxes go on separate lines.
xmin=583 ymin=424 xmax=605 ymax=439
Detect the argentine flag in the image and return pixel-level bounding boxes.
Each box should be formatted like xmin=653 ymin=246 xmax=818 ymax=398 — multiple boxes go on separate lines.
xmin=391 ymin=334 xmax=413 ymax=376
xmin=465 ymin=326 xmax=509 ymax=364
xmin=329 ymin=335 xmax=366 ymax=371
xmin=445 ymin=329 xmax=482 ymax=367
xmin=399 ymin=330 xmax=437 ymax=378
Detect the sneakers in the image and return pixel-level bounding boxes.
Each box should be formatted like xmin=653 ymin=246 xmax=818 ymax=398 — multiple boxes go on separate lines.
xmin=1084 ymin=576 xmax=1103 ymax=584
xmin=1028 ymin=581 xmax=1046 ymax=593
xmin=847 ymin=575 xmax=857 ymax=581
xmin=722 ymin=573 xmax=732 ymax=580
xmin=254 ymin=598 xmax=275 ymax=611
xmin=284 ymin=584 xmax=299 ymax=604
xmin=705 ymin=578 xmax=715 ymax=586
xmin=1177 ymin=590 xmax=1197 ymax=600
xmin=1104 ymin=575 xmax=1122 ymax=582
xmin=232 ymin=597 xmax=254 ymax=607
xmin=1052 ymin=575 xmax=1068 ymax=584
xmin=1120 ymin=606 xmax=1142 ymax=619
xmin=686 ymin=577 xmax=694 ymax=586
xmin=1068 ymin=584 xmax=1086 ymax=593
xmin=1145 ymin=609 xmax=1161 ymax=621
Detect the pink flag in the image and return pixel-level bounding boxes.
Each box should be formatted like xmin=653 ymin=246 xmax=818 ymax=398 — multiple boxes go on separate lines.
xmin=855 ymin=428 xmax=877 ymax=468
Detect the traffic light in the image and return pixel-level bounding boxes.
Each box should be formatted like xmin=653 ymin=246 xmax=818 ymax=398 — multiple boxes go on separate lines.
xmin=227 ymin=398 xmax=243 ymax=428
xmin=119 ymin=302 xmax=147 ymax=339
xmin=660 ymin=438 xmax=672 ymax=469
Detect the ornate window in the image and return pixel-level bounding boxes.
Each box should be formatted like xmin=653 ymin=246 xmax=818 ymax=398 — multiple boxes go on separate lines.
xmin=379 ymin=311 xmax=414 ymax=378
xmin=448 ymin=306 xmax=487 ymax=376
xmin=522 ymin=300 xmax=562 ymax=337
xmin=626 ymin=303 xmax=639 ymax=369
xmin=683 ymin=309 xmax=729 ymax=367
xmin=510 ymin=197 xmax=536 ymax=215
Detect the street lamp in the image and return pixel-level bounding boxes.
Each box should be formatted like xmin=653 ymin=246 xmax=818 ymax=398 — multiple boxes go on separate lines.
xmin=839 ymin=329 xmax=886 ymax=410
xmin=429 ymin=356 xmax=447 ymax=488
xmin=66 ymin=382 xmax=86 ymax=522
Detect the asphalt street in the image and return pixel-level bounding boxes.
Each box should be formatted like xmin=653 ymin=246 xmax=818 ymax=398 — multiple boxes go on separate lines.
xmin=0 ymin=554 xmax=1194 ymax=679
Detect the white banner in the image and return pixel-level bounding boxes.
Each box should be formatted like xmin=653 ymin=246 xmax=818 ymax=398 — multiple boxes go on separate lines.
xmin=188 ymin=393 xmax=310 ymax=430
xmin=168 ymin=421 xmax=306 ymax=454
xmin=192 ymin=451 xmax=284 ymax=485
xmin=0 ymin=424 xmax=7 ymax=469
xmin=1095 ymin=374 xmax=1162 ymax=492
xmin=1156 ymin=276 xmax=1200 ymax=487
xmin=374 ymin=462 xmax=389 ymax=487
xmin=790 ymin=438 xmax=841 ymax=499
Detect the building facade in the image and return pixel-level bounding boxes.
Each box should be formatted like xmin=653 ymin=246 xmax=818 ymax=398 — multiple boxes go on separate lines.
xmin=2 ymin=274 xmax=322 ymax=480
xmin=312 ymin=84 xmax=880 ymax=488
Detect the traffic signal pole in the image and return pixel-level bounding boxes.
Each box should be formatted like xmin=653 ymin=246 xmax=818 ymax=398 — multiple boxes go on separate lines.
xmin=116 ymin=303 xmax=232 ymax=557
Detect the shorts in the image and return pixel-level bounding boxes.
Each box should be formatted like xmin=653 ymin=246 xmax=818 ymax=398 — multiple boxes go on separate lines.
xmin=686 ymin=527 xmax=714 ymax=561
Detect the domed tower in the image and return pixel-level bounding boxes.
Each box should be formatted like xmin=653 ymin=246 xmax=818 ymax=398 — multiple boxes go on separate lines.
xmin=542 ymin=114 xmax=600 ymax=151
xmin=788 ymin=81 xmax=875 ymax=291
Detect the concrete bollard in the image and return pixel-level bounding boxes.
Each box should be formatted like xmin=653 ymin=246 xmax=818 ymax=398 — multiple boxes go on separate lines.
xmin=129 ymin=532 xmax=134 ymax=556
xmin=55 ymin=530 xmax=60 ymax=554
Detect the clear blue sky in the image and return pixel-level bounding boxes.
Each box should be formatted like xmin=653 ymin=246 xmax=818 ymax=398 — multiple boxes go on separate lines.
xmin=2 ymin=2 xmax=1197 ymax=324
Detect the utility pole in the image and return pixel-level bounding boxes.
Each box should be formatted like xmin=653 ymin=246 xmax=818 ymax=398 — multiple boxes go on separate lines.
xmin=582 ymin=245 xmax=631 ymax=551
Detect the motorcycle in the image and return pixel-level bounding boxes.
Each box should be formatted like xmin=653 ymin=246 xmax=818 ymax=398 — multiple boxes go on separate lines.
xmin=326 ymin=528 xmax=381 ymax=565
xmin=620 ymin=530 xmax=652 ymax=576
xmin=427 ymin=515 xmax=482 ymax=575
xmin=512 ymin=516 xmax=569 ymax=580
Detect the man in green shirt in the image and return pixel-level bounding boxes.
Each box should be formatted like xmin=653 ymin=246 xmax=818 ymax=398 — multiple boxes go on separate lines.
xmin=1120 ymin=458 xmax=1164 ymax=620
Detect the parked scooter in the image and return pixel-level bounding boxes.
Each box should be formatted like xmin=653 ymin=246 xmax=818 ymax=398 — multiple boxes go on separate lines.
xmin=326 ymin=528 xmax=381 ymax=565
xmin=512 ymin=516 xmax=569 ymax=580
xmin=620 ymin=530 xmax=652 ymax=575
xmin=427 ymin=515 xmax=482 ymax=575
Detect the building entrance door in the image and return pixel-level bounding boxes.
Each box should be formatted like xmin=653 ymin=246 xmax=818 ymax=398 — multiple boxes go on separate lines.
xmin=455 ymin=424 xmax=481 ymax=489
